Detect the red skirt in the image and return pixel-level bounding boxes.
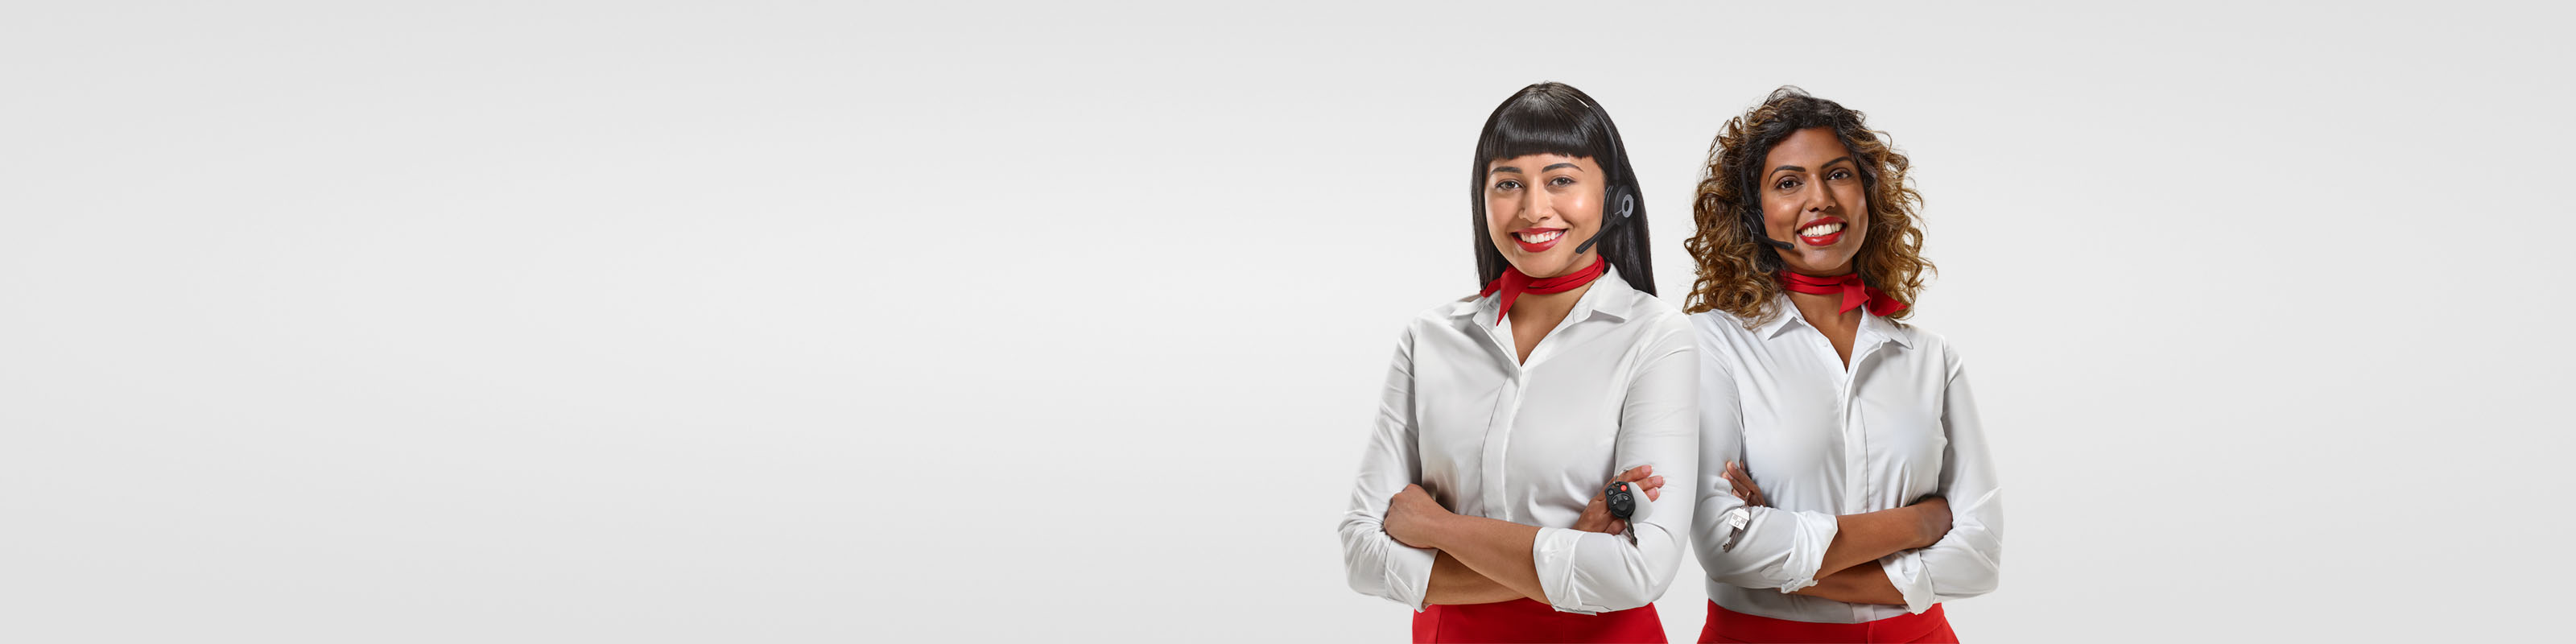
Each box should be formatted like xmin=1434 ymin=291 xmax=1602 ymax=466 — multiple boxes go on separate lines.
xmin=1414 ymin=598 xmax=1666 ymax=643
xmin=1697 ymin=601 xmax=1955 ymax=644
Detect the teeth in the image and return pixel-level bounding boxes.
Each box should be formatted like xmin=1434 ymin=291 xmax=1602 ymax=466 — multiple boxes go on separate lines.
xmin=1799 ymin=222 xmax=1844 ymax=237
xmin=1520 ymin=230 xmax=1561 ymax=242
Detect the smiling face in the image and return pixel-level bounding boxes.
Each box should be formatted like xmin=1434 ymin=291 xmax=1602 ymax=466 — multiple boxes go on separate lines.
xmin=1759 ymin=127 xmax=1870 ymax=276
xmin=1484 ymin=153 xmax=1605 ymax=279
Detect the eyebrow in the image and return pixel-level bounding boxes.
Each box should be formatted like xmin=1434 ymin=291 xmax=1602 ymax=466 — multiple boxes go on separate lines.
xmin=1769 ymin=156 xmax=1856 ymax=175
xmin=1488 ymin=162 xmax=1587 ymax=175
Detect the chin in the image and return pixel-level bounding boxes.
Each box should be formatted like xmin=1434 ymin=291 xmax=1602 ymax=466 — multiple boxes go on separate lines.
xmin=1782 ymin=252 xmax=1856 ymax=275
xmin=1522 ymin=255 xmax=1583 ymax=276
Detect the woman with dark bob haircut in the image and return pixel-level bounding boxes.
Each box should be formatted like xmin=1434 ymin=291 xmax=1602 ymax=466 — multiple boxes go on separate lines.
xmin=1682 ymin=87 xmax=2004 ymax=643
xmin=1340 ymin=81 xmax=1699 ymax=643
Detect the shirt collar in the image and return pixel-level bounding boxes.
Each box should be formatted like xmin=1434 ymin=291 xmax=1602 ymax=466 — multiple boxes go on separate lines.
xmin=1755 ymin=292 xmax=1913 ymax=349
xmin=1451 ymin=266 xmax=1639 ymax=324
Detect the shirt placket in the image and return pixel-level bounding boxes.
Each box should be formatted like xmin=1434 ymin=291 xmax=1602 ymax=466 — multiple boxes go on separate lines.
xmin=1836 ymin=350 xmax=1867 ymax=517
xmin=1479 ymin=311 xmax=1523 ymax=520
xmin=1482 ymin=369 xmax=1522 ymax=519
xmin=1839 ymin=334 xmax=1889 ymax=515
xmin=1836 ymin=334 xmax=1887 ymax=622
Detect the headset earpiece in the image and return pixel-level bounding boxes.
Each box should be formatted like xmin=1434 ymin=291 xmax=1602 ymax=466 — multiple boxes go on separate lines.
xmin=1575 ymin=189 xmax=1633 ymax=254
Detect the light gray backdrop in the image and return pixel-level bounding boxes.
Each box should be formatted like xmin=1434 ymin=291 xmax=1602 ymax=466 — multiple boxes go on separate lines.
xmin=5 ymin=1 xmax=2570 ymax=642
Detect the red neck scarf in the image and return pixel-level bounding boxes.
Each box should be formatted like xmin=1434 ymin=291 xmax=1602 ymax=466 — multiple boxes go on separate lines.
xmin=1479 ymin=256 xmax=1608 ymax=324
xmin=1779 ymin=270 xmax=1908 ymax=316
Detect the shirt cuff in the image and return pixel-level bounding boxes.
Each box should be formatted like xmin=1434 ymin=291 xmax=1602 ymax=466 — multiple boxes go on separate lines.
xmin=1773 ymin=508 xmax=1838 ymax=593
xmin=1385 ymin=543 xmax=1438 ymax=612
xmin=1531 ymin=526 xmax=1605 ymax=614
xmin=1879 ymin=551 xmax=1937 ymax=614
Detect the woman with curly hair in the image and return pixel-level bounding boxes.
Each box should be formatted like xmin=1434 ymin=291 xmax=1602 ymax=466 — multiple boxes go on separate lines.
xmin=1680 ymin=88 xmax=2003 ymax=643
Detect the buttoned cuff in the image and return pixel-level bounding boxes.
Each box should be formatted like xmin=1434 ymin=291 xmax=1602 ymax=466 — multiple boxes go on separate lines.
xmin=1531 ymin=526 xmax=1605 ymax=614
xmin=1880 ymin=552 xmax=1937 ymax=613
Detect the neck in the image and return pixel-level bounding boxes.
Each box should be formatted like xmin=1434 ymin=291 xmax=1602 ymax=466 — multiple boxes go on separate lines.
xmin=1505 ymin=282 xmax=1592 ymax=326
xmin=1785 ymin=288 xmax=1861 ymax=330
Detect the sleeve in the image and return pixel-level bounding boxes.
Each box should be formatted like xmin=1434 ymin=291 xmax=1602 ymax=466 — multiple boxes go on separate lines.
xmin=1336 ymin=326 xmax=1439 ymax=610
xmin=1878 ymin=353 xmax=2004 ymax=613
xmin=1527 ymin=320 xmax=1700 ymax=614
xmin=1690 ymin=324 xmax=1844 ymax=594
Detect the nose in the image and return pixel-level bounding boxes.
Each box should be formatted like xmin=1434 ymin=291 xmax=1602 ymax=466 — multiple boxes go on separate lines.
xmin=1520 ymin=186 xmax=1557 ymax=226
xmin=1802 ymin=180 xmax=1836 ymax=214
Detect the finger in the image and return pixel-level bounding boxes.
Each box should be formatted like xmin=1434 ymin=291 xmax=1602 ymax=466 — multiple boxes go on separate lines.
xmin=1616 ymin=464 xmax=1653 ymax=482
xmin=1645 ymin=487 xmax=1661 ymax=502
xmin=1725 ymin=466 xmax=1761 ymax=493
xmin=1609 ymin=519 xmax=1627 ymax=535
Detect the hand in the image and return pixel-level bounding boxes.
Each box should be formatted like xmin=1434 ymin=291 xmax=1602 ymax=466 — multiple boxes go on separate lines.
xmin=1907 ymin=495 xmax=1951 ymax=549
xmin=1721 ymin=460 xmax=1768 ymax=508
xmin=1573 ymin=465 xmax=1664 ymax=535
xmin=1385 ymin=484 xmax=1451 ymax=549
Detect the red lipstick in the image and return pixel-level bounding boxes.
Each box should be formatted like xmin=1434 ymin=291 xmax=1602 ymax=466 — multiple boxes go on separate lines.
xmin=1513 ymin=227 xmax=1567 ymax=253
xmin=1794 ymin=217 xmax=1847 ymax=247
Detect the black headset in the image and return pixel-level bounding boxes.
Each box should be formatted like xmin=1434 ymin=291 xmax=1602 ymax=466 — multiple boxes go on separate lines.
xmin=1573 ymin=97 xmax=1637 ymax=256
xmin=1741 ymin=169 xmax=1797 ymax=252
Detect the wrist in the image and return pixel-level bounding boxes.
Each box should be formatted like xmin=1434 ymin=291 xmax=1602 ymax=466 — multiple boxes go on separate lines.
xmin=1908 ymin=506 xmax=1939 ymax=549
xmin=1422 ymin=509 xmax=1462 ymax=550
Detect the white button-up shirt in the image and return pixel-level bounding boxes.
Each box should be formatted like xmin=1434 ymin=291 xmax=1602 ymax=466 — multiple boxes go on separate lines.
xmin=1689 ymin=297 xmax=2003 ymax=622
xmin=1339 ymin=268 xmax=1699 ymax=614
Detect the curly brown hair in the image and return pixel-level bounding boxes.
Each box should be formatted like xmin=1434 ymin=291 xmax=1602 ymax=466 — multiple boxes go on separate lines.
xmin=1682 ymin=87 xmax=1933 ymax=326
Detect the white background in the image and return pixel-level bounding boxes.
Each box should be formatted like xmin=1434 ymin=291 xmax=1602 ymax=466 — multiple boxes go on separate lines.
xmin=6 ymin=1 xmax=2572 ymax=642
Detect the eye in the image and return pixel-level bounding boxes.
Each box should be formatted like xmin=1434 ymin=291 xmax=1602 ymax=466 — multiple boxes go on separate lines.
xmin=1548 ymin=175 xmax=1575 ymax=188
xmin=1828 ymin=168 xmax=1854 ymax=181
xmin=1495 ymin=180 xmax=1521 ymax=191
xmin=1774 ymin=177 xmax=1801 ymax=191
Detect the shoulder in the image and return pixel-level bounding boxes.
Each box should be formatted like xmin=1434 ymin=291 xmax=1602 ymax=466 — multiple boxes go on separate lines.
xmin=1392 ymin=295 xmax=1483 ymax=345
xmin=1889 ymin=320 xmax=1967 ymax=377
xmin=1421 ymin=294 xmax=1483 ymax=324
xmin=1685 ymin=308 xmax=1762 ymax=341
xmin=1621 ymin=295 xmax=1699 ymax=362
xmin=1612 ymin=289 xmax=1691 ymax=333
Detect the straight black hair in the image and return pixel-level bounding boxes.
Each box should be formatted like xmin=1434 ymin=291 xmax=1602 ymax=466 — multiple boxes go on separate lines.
xmin=1470 ymin=82 xmax=1655 ymax=295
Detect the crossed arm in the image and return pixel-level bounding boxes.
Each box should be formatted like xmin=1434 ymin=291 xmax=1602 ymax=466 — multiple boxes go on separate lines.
xmin=1715 ymin=460 xmax=1949 ymax=605
xmin=1391 ymin=467 xmax=1668 ymax=605
xmin=1339 ymin=324 xmax=1701 ymax=612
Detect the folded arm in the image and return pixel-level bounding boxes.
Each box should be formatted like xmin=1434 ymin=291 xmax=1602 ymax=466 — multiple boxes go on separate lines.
xmin=1692 ymin=326 xmax=1941 ymax=594
xmin=1337 ymin=329 xmax=1439 ymax=609
xmin=1393 ymin=324 xmax=1701 ymax=613
xmin=1879 ymin=358 xmax=2004 ymax=613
